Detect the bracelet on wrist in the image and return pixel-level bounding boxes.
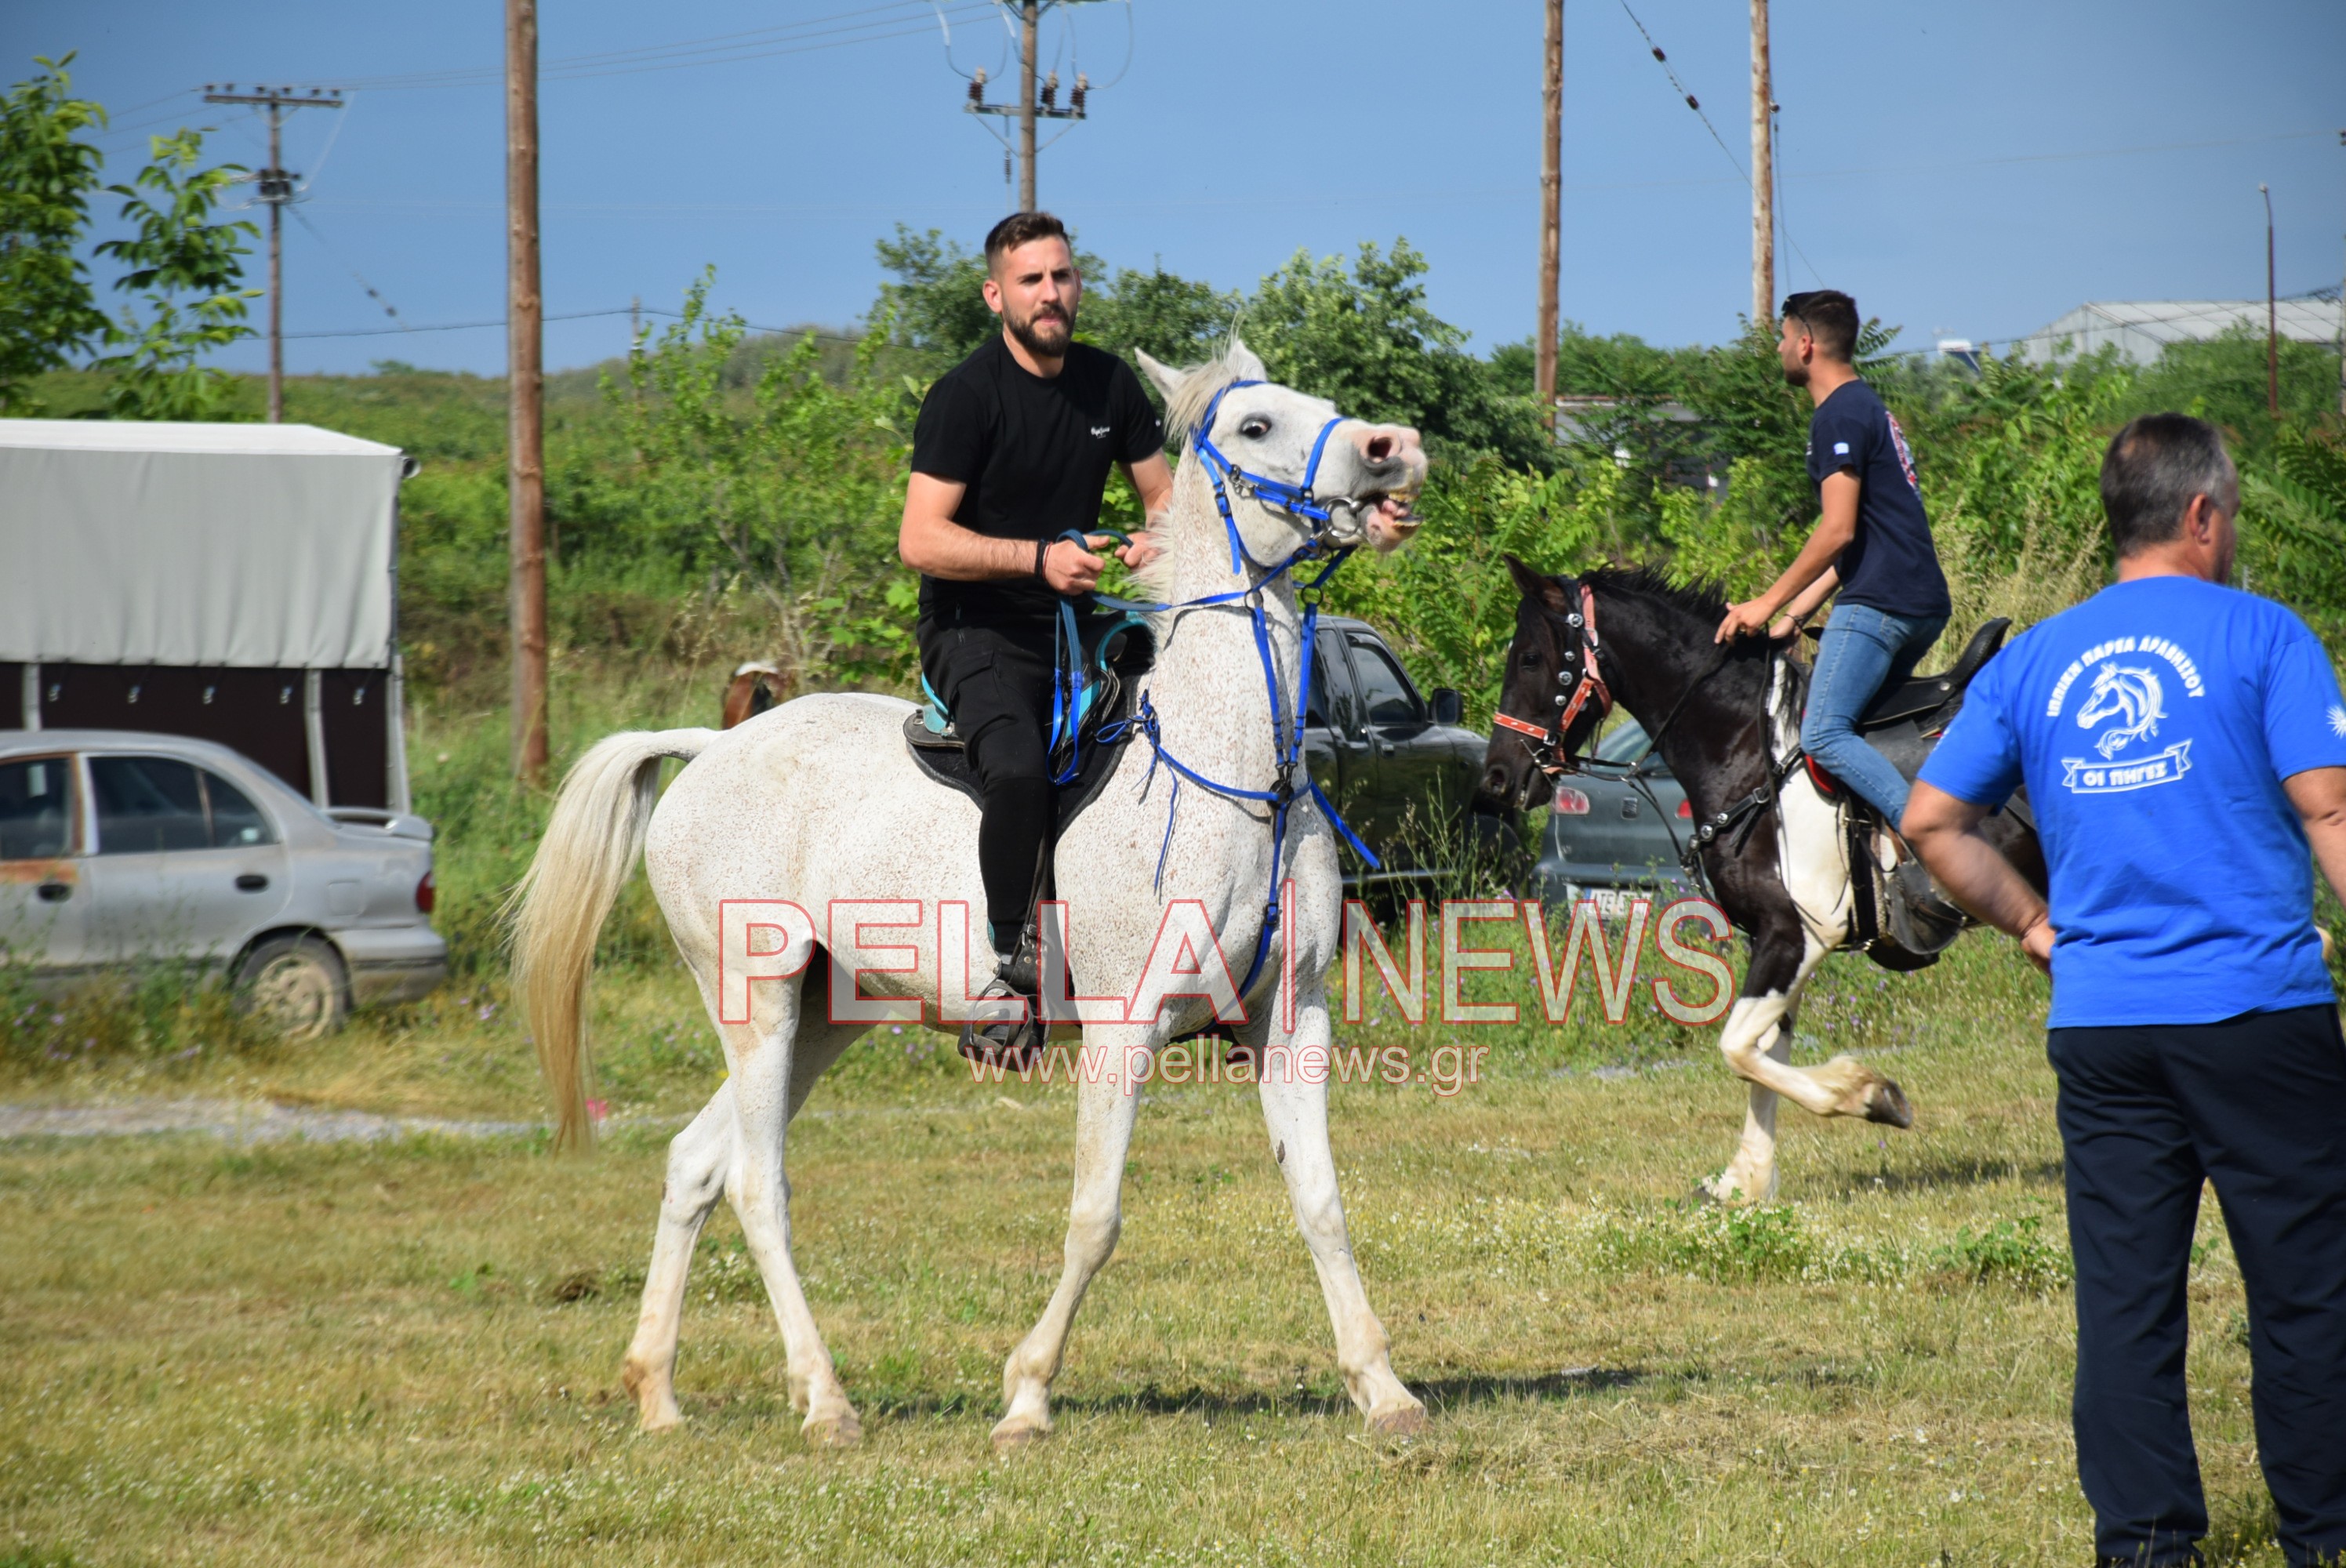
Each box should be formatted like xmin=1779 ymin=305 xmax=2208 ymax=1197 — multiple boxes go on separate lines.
xmin=1033 ymin=539 xmax=1050 ymax=581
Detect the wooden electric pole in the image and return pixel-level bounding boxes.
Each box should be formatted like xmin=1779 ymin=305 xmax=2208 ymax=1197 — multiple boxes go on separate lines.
xmin=507 ymin=0 xmax=548 ymax=782
xmin=202 ymin=85 xmax=343 ymax=422
xmin=2261 ymin=184 xmax=2279 ymax=419
xmin=1019 ymin=0 xmax=1039 ymax=209
xmin=1535 ymin=0 xmax=1563 ymax=408
xmin=964 ymin=3 xmax=1092 ymax=208
xmin=1749 ymin=0 xmax=1776 ymax=332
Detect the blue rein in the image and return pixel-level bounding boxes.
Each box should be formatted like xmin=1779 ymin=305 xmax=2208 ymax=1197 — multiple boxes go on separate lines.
xmin=1048 ymin=379 xmax=1380 ymax=1003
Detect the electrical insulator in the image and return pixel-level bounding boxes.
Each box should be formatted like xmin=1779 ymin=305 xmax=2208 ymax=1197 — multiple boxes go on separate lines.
xmin=1072 ymin=73 xmax=1088 ymax=114
xmin=1042 ymin=71 xmax=1058 ymax=111
xmin=1650 ymin=46 xmax=1665 ymax=62
xmin=1685 ymin=93 xmax=1700 ymax=111
xmin=968 ymin=68 xmax=986 ymax=105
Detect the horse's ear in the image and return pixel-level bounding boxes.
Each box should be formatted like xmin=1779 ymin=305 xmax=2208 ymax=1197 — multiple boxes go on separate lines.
xmin=1504 ymin=553 xmax=1567 ymax=609
xmin=1135 ymin=349 xmax=1186 ymax=402
xmin=1223 ymin=336 xmax=1269 ymax=383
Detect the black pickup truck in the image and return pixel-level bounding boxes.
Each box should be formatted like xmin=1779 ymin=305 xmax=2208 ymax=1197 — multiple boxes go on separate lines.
xmin=1300 ymin=616 xmax=1499 ymax=888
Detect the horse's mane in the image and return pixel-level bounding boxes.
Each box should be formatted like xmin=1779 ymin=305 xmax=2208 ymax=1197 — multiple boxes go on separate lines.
xmin=1582 ymin=564 xmax=1733 ymax=626
xmin=1160 ymin=354 xmax=1240 ymax=445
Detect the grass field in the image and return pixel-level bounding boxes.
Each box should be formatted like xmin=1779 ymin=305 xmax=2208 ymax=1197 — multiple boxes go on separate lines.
xmin=0 ymin=930 xmax=2300 ymax=1568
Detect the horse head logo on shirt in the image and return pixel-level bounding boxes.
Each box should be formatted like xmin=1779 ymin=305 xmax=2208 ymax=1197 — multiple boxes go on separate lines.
xmin=2077 ymin=662 xmax=2165 ymax=760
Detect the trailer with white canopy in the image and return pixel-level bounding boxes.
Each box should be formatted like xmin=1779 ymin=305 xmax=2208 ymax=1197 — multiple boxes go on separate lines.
xmin=0 ymin=419 xmax=416 ymax=811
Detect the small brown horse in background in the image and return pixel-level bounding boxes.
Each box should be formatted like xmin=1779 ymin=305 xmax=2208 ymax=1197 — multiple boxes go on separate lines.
xmin=719 ymin=662 xmax=788 ymax=730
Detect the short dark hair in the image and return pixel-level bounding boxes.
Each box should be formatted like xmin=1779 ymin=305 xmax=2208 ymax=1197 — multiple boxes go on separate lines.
xmin=1781 ymin=289 xmax=1858 ymax=362
xmin=984 ymin=211 xmax=1069 ymax=269
xmin=2099 ymin=414 xmax=2239 ymax=556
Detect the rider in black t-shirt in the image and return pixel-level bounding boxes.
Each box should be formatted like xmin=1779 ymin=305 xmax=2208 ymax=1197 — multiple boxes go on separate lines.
xmin=899 ymin=211 xmax=1173 ymax=1060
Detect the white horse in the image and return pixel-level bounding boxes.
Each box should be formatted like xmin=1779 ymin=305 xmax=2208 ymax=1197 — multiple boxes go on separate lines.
xmin=510 ymin=342 xmax=1432 ymax=1450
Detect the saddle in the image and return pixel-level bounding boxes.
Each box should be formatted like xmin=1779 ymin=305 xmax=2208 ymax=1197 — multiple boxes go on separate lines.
xmin=902 ymin=614 xmax=1157 ymax=837
xmin=1798 ymin=618 xmax=2017 ymax=971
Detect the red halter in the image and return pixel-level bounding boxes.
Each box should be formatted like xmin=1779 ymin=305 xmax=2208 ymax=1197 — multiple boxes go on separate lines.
xmin=1491 ymin=581 xmax=1612 ymax=778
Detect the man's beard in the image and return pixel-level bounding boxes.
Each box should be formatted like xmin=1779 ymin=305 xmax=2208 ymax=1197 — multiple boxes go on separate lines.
xmin=1781 ymin=359 xmax=1810 ymax=388
xmin=1008 ymin=303 xmax=1073 ymax=358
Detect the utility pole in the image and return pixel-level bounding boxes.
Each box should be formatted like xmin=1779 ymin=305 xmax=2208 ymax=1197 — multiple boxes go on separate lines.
xmin=201 ymin=85 xmax=343 ymax=422
xmin=1535 ymin=0 xmax=1563 ymax=411
xmin=962 ymin=2 xmax=1093 ymax=209
xmin=2261 ymin=183 xmax=2279 ymax=420
xmin=1749 ymin=0 xmax=1775 ymax=332
xmin=507 ymin=0 xmax=548 ymax=783
xmin=1018 ymin=0 xmax=1038 ymax=210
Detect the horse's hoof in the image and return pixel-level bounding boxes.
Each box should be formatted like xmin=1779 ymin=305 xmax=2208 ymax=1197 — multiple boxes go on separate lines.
xmin=1366 ymin=1400 xmax=1428 ymax=1439
xmin=1863 ymin=1077 xmax=1914 ymax=1129
xmin=802 ymin=1409 xmax=862 ymax=1449
xmin=990 ymin=1415 xmax=1050 ymax=1454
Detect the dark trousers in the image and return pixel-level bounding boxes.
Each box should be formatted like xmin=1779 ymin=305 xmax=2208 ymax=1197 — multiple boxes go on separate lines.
xmin=919 ymin=618 xmax=1059 ymax=952
xmin=2048 ymin=1004 xmax=2346 ymax=1567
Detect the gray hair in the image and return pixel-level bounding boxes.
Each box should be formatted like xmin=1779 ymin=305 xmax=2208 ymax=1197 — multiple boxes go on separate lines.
xmin=2099 ymin=413 xmax=2239 ymax=556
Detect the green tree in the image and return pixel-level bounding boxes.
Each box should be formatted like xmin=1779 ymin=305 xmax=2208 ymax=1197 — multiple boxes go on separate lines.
xmin=1242 ymin=238 xmax=1550 ymax=467
xmin=873 ymin=226 xmax=1001 ymax=366
xmin=607 ymin=272 xmax=918 ymax=682
xmin=92 ymin=129 xmax=258 ymax=419
xmin=1078 ymin=262 xmax=1238 ymax=378
xmin=0 ymin=56 xmax=109 ymax=411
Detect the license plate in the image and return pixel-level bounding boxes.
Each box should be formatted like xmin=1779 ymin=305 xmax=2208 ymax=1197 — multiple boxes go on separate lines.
xmin=1589 ymin=887 xmax=1640 ymax=918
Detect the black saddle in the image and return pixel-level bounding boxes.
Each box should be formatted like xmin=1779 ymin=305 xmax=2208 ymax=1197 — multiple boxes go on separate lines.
xmin=1857 ymin=618 xmax=2010 ymax=732
xmin=902 ymin=616 xmax=1156 ymax=836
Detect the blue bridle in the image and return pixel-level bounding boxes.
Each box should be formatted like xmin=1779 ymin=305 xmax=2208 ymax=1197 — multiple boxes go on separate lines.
xmin=1049 ymin=377 xmax=1384 ymax=1004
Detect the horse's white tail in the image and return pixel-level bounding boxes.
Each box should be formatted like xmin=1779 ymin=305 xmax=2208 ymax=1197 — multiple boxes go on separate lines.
xmin=510 ymin=728 xmax=716 ymax=1149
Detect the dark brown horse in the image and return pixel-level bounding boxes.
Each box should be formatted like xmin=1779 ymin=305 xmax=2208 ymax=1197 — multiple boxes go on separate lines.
xmin=1480 ymin=558 xmax=2044 ymax=1202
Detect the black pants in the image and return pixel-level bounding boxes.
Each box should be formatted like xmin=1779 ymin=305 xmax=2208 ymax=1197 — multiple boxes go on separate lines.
xmin=2048 ymin=1004 xmax=2346 ymax=1567
xmin=919 ymin=618 xmax=1062 ymax=953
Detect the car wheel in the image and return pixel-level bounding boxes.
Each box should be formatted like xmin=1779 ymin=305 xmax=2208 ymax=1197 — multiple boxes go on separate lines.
xmin=234 ymin=935 xmax=350 ymax=1041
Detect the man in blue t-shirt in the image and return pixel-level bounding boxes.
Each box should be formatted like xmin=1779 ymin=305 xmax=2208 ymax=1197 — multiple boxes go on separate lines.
xmin=1907 ymin=414 xmax=2346 ymax=1568
xmin=1716 ymin=289 xmax=1952 ymax=832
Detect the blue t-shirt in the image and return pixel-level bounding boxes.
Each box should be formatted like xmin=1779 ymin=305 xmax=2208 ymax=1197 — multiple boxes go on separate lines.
xmin=1807 ymin=379 xmax=1951 ymax=620
xmin=1921 ymin=575 xmax=2346 ymax=1028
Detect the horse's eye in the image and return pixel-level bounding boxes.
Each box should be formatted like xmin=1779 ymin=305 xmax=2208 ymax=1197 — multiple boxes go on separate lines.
xmin=1239 ymin=416 xmax=1271 ymax=439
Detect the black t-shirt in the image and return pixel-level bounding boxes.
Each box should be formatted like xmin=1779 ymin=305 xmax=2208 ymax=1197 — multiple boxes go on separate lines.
xmin=1806 ymin=379 xmax=1950 ymax=620
xmin=910 ymin=335 xmax=1164 ymax=627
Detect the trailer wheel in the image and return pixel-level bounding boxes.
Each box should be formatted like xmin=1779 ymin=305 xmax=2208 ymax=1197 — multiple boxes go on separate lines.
xmin=234 ymin=936 xmax=350 ymax=1041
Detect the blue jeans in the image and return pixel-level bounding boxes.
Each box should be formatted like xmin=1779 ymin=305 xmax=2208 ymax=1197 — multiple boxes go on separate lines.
xmin=1800 ymin=602 xmax=1948 ymax=831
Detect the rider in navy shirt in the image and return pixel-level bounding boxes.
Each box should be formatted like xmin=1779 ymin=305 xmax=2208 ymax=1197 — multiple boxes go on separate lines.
xmin=1908 ymin=415 xmax=2346 ymax=1568
xmin=1716 ymin=290 xmax=1951 ymax=831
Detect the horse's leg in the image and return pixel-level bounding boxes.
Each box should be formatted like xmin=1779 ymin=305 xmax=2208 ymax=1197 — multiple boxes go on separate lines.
xmin=1702 ymin=924 xmax=1910 ymax=1203
xmin=621 ymin=998 xmax=866 ymax=1433
xmin=1249 ymin=982 xmax=1425 ymax=1434
xmin=993 ymin=1024 xmax=1147 ymax=1451
xmin=623 ymin=1081 xmax=733 ymax=1431
xmin=715 ymin=966 xmax=866 ymax=1446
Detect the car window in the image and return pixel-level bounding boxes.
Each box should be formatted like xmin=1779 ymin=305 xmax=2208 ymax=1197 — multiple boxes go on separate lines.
xmin=1594 ymin=719 xmax=1652 ymax=764
xmin=1308 ymin=632 xmax=1356 ymax=731
xmin=203 ymin=771 xmax=276 ymax=847
xmin=0 ymin=757 xmax=74 ymax=860
xmin=91 ymin=757 xmax=212 ymax=854
xmin=1346 ymin=637 xmax=1424 ymax=727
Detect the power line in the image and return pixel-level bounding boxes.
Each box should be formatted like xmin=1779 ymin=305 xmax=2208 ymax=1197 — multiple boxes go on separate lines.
xmin=1615 ymin=0 xmax=1822 ymax=284
xmin=280 ymin=306 xmax=870 ymax=343
xmin=333 ymin=0 xmax=996 ymax=92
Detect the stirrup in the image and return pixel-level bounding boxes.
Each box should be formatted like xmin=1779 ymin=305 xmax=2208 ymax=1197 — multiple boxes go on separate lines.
xmin=957 ymin=935 xmax=1045 ymax=1069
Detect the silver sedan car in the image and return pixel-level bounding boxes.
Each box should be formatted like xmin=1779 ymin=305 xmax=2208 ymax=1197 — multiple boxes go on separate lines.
xmin=0 ymin=730 xmax=446 ymax=1036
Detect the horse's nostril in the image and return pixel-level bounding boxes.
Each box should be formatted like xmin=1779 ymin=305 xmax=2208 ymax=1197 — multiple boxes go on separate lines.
xmin=1366 ymin=435 xmax=1393 ymax=462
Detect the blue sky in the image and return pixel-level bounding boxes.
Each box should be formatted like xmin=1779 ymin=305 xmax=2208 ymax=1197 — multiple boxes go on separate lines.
xmin=12 ymin=0 xmax=2344 ymax=376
